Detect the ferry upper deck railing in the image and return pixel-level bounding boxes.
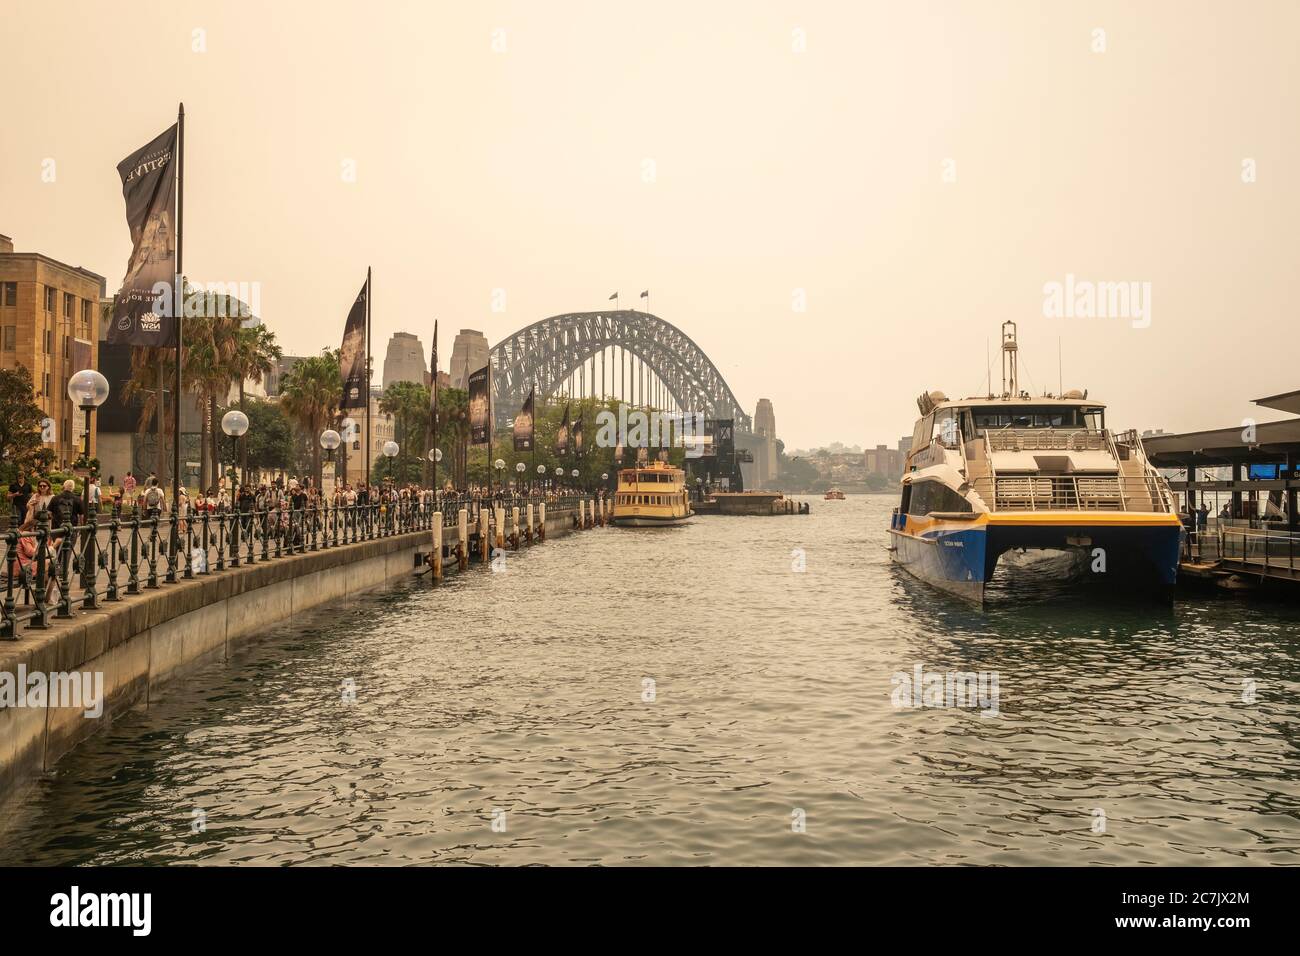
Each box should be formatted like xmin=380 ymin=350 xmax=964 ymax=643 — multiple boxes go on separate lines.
xmin=1 ymin=493 xmax=587 ymax=641
xmin=985 ymin=428 xmax=1108 ymax=453
xmin=965 ymin=475 xmax=1176 ymax=513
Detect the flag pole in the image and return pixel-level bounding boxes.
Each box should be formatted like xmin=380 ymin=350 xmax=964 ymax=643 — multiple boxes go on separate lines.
xmin=365 ymin=266 xmax=372 ymax=490
xmin=172 ymin=102 xmax=185 ymax=565
xmin=430 ymin=320 xmax=437 ymax=496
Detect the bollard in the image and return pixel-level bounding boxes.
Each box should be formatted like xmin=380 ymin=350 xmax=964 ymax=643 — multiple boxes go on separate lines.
xmin=525 ymin=503 xmax=534 ymax=543
xmin=458 ymin=507 xmax=469 ymax=569
xmin=494 ymin=506 xmax=506 ymax=550
xmin=579 ymin=499 xmax=586 ymax=529
xmin=479 ymin=508 xmax=490 ymax=563
xmin=511 ymin=506 xmax=521 ymax=549
xmin=431 ymin=512 xmax=443 ymax=581
xmin=538 ymin=502 xmax=546 ymax=541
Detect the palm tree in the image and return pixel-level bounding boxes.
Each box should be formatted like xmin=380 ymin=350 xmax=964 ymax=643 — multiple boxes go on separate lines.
xmin=433 ymin=387 xmax=469 ymax=489
xmin=182 ymin=311 xmax=241 ymax=490
xmin=279 ymin=352 xmax=341 ymax=488
xmin=230 ymin=323 xmax=281 ymax=476
xmin=379 ymin=380 xmax=430 ymax=483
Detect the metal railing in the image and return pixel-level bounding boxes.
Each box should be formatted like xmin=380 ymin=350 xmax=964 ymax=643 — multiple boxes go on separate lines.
xmin=966 ymin=475 xmax=1174 ymax=513
xmin=986 ymin=428 xmax=1108 ymax=452
xmin=1188 ymin=524 xmax=1300 ymax=574
xmin=2 ymin=494 xmax=586 ymax=640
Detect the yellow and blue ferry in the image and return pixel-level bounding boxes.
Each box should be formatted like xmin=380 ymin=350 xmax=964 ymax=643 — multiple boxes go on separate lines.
xmin=888 ymin=323 xmax=1182 ymax=601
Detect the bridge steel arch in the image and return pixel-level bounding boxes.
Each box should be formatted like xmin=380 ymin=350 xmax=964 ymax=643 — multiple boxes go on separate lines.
xmin=489 ymin=310 xmax=751 ymax=431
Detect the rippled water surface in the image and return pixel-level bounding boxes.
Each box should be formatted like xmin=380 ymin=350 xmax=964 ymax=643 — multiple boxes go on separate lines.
xmin=3 ymin=495 xmax=1299 ymax=865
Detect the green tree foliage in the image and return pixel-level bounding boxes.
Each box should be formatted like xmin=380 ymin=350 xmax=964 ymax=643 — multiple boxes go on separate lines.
xmin=0 ymin=365 xmax=52 ymax=482
xmin=239 ymin=399 xmax=295 ymax=477
xmin=378 ymin=379 xmax=431 ymax=484
xmin=279 ymin=351 xmax=341 ymax=488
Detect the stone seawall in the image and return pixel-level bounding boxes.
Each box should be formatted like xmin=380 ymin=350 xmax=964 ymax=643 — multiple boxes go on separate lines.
xmin=0 ymin=508 xmax=581 ymax=804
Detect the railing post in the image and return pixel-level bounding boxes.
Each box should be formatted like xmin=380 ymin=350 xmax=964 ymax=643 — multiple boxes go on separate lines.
xmin=230 ymin=506 xmax=241 ymax=567
xmin=181 ymin=509 xmax=194 ymax=580
xmin=200 ymin=510 xmax=212 ymax=574
xmin=1 ymin=529 xmax=18 ymax=639
xmin=28 ymin=513 xmax=51 ymax=630
xmin=165 ymin=510 xmax=178 ymax=583
xmin=82 ymin=511 xmax=99 ymax=610
xmin=54 ymin=517 xmax=73 ymax=620
xmin=215 ymin=510 xmax=227 ymax=572
xmin=105 ymin=514 xmax=121 ymax=601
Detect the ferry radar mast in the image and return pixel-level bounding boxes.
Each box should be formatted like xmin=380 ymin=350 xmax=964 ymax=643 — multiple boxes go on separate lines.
xmin=1000 ymin=320 xmax=1019 ymax=398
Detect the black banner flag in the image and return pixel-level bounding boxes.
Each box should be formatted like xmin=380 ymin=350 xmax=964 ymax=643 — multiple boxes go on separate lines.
xmin=556 ymin=404 xmax=570 ymax=455
xmin=110 ymin=124 xmax=178 ymax=345
xmin=573 ymin=410 xmax=584 ymax=458
xmin=468 ymin=364 xmax=491 ymax=445
xmin=514 ymin=388 xmax=534 ymax=452
xmin=428 ymin=320 xmax=438 ymax=419
xmin=339 ymin=281 xmax=368 ymax=410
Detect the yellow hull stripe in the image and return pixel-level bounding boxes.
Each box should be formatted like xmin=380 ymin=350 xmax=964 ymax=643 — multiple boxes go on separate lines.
xmin=903 ymin=511 xmax=1181 ymax=535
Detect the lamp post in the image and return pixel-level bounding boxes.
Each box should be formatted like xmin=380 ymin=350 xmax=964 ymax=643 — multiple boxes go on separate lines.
xmin=515 ymin=460 xmax=525 ymax=495
xmin=494 ymin=458 xmax=505 ymax=498
xmin=536 ymin=462 xmax=545 ymax=494
xmin=221 ymin=409 xmax=250 ymax=490
xmin=320 ymin=428 xmax=341 ymax=494
xmin=427 ymin=447 xmax=442 ymax=500
xmin=68 ymin=369 xmax=110 ymax=511
xmin=554 ymin=466 xmax=563 ymax=492
xmin=382 ymin=440 xmax=399 ymax=485
xmin=571 ymin=467 xmax=581 ymax=494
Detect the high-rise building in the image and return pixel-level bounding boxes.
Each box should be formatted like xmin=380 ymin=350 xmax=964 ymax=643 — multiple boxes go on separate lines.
xmin=752 ymin=398 xmax=779 ymax=487
xmin=382 ymin=331 xmax=427 ymax=389
xmin=449 ymin=329 xmax=490 ymax=390
xmin=0 ymin=233 xmax=106 ymax=468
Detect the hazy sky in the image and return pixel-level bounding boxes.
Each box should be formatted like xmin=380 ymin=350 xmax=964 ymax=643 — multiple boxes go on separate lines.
xmin=3 ymin=1 xmax=1297 ymax=448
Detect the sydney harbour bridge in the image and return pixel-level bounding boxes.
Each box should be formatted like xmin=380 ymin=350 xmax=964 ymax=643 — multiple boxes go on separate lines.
xmin=489 ymin=310 xmax=752 ymax=432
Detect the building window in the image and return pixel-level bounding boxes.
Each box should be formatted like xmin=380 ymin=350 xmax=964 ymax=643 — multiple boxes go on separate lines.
xmin=2 ymin=326 xmax=14 ymax=350
xmin=44 ymin=372 xmax=50 ymax=396
xmin=44 ymin=286 xmax=56 ymax=312
xmin=64 ymin=292 xmax=75 ymax=317
xmin=2 ymin=282 xmax=15 ymax=307
xmin=63 ymin=334 xmax=70 ymax=358
xmin=82 ymin=300 xmax=92 ymax=324
xmin=44 ymin=328 xmax=52 ymax=354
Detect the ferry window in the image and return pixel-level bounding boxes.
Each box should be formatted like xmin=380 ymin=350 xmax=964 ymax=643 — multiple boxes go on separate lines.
xmin=907 ymin=479 xmax=971 ymax=515
xmin=1084 ymin=408 xmax=1103 ymax=431
xmin=932 ymin=410 xmax=958 ymax=447
xmin=972 ymin=406 xmax=1088 ymax=431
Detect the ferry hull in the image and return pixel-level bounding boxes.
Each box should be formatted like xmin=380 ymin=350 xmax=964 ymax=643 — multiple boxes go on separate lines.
xmin=889 ymin=512 xmax=1182 ymax=601
xmin=613 ymin=513 xmax=693 ymax=527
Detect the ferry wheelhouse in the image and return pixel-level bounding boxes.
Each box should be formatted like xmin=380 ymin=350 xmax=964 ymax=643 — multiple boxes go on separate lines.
xmin=888 ymin=322 xmax=1181 ymax=601
xmin=613 ymin=460 xmax=693 ymax=527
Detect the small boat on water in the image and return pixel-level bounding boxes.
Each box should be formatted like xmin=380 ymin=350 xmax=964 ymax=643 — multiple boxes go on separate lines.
xmin=888 ymin=321 xmax=1182 ymax=602
xmin=612 ymin=460 xmax=694 ymax=526
xmin=824 ymin=488 xmax=846 ymax=500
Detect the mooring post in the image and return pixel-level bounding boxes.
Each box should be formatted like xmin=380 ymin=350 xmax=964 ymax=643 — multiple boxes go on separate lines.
xmin=479 ymin=508 xmax=490 ymax=563
xmin=525 ymin=503 xmax=534 ymax=543
xmin=494 ymin=505 xmax=506 ymax=550
xmin=538 ymin=502 xmax=546 ymax=541
xmin=431 ymin=512 xmax=443 ymax=581
xmin=458 ymin=507 xmax=469 ymax=569
xmin=511 ymin=506 xmax=521 ymax=549
xmin=578 ymin=499 xmax=586 ymax=529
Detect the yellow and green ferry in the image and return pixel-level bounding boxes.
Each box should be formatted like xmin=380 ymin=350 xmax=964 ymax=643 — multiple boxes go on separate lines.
xmin=612 ymin=461 xmax=694 ymax=527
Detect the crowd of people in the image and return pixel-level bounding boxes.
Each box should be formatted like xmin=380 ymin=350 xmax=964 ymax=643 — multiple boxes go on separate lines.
xmin=8 ymin=468 xmax=603 ymax=529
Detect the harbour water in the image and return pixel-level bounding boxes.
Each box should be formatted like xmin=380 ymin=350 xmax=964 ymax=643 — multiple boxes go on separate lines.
xmin=2 ymin=495 xmax=1298 ymax=865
